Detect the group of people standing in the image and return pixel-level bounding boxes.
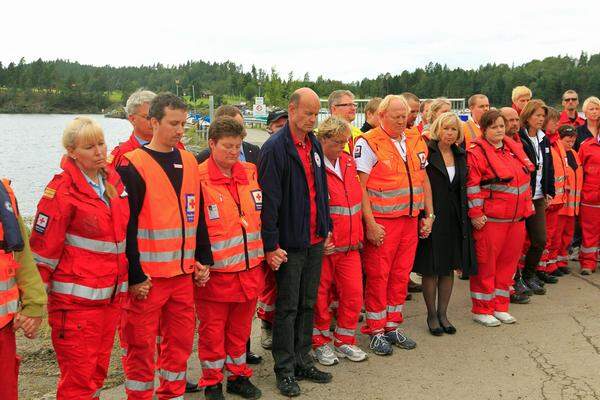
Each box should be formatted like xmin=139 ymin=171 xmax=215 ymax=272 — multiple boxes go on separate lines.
xmin=1 ymin=84 xmax=599 ymax=400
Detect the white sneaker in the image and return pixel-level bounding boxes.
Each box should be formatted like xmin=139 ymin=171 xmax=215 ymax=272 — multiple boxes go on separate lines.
xmin=335 ymin=344 xmax=368 ymax=362
xmin=313 ymin=344 xmax=339 ymax=366
xmin=494 ymin=311 xmax=517 ymax=324
xmin=472 ymin=313 xmax=501 ymax=327
xmin=260 ymin=326 xmax=273 ymax=350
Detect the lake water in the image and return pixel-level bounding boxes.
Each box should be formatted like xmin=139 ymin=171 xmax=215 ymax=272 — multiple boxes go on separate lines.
xmin=0 ymin=114 xmax=132 ymax=217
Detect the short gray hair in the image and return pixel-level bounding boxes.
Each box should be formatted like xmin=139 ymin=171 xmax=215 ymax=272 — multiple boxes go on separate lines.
xmin=125 ymin=89 xmax=156 ymax=117
xmin=328 ymin=90 xmax=354 ymax=111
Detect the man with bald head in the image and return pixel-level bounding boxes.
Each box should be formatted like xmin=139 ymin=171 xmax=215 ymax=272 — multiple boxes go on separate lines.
xmin=259 ymin=87 xmax=333 ymax=396
xmin=501 ymin=107 xmax=522 ymax=141
xmin=354 ymin=95 xmax=434 ymax=356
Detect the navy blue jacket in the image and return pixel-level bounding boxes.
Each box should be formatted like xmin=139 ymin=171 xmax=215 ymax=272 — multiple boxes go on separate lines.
xmin=258 ymin=122 xmax=332 ymax=252
xmin=518 ymin=128 xmax=555 ymax=198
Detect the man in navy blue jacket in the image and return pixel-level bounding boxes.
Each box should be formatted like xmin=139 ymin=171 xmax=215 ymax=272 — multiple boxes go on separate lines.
xmin=258 ymin=87 xmax=333 ymax=397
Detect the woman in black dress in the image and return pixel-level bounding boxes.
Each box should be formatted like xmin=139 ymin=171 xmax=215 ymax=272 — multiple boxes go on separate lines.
xmin=413 ymin=112 xmax=477 ymax=335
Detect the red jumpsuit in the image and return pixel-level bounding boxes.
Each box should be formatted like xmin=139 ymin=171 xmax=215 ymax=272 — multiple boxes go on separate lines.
xmin=538 ymin=135 xmax=568 ymax=273
xmin=313 ymin=153 xmax=363 ymax=348
xmin=195 ymin=158 xmax=265 ymax=387
xmin=467 ymin=138 xmax=534 ymax=315
xmin=356 ymin=127 xmax=428 ymax=335
xmin=579 ymin=137 xmax=600 ymax=271
xmin=30 ymin=157 xmax=129 ymax=400
xmin=556 ymin=149 xmax=582 ymax=268
xmin=256 ymin=270 xmax=276 ymax=324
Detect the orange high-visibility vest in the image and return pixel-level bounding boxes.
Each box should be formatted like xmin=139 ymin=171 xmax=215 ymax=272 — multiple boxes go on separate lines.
xmin=550 ymin=139 xmax=568 ymax=206
xmin=462 ymin=120 xmax=482 ymax=147
xmin=198 ymin=161 xmax=264 ymax=272
xmin=126 ymin=149 xmax=200 ymax=278
xmin=559 ymin=148 xmax=583 ymax=217
xmin=0 ymin=179 xmax=21 ymax=329
xmin=362 ymin=126 xmax=428 ymax=218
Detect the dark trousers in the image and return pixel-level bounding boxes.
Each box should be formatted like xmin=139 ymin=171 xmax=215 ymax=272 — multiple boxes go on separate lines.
xmin=571 ymin=219 xmax=582 ymax=249
xmin=272 ymin=242 xmax=324 ymax=377
xmin=523 ymin=198 xmax=547 ymax=278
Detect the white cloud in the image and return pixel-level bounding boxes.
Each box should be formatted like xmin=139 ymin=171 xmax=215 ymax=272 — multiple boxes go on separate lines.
xmin=2 ymin=0 xmax=598 ymax=81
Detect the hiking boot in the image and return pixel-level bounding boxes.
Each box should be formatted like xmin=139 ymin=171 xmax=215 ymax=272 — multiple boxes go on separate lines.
xmin=384 ymin=328 xmax=417 ymax=350
xmin=369 ymin=333 xmax=393 ymax=356
xmin=204 ymin=383 xmax=225 ymax=400
xmin=524 ymin=277 xmax=546 ymax=295
xmin=510 ymin=293 xmax=530 ymax=304
xmin=536 ymin=271 xmax=558 ymax=284
xmin=276 ymin=376 xmax=300 ymax=397
xmin=226 ymin=376 xmax=262 ymax=399
xmin=295 ymin=366 xmax=332 ymax=383
xmin=334 ymin=344 xmax=368 ymax=362
xmin=313 ymin=344 xmax=339 ymax=366
xmin=514 ymin=277 xmax=533 ymax=296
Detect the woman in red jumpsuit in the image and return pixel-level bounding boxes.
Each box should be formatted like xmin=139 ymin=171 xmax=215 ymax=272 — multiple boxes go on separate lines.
xmin=30 ymin=116 xmax=130 ymax=399
xmin=466 ymin=110 xmax=534 ymax=327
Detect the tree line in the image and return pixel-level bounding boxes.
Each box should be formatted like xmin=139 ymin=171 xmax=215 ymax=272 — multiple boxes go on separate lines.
xmin=1 ymin=52 xmax=599 ymax=113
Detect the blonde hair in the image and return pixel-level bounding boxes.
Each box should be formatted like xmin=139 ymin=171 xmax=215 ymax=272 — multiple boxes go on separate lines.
xmin=520 ymin=99 xmax=548 ymax=128
xmin=62 ymin=116 xmax=105 ymax=151
xmin=429 ymin=112 xmax=463 ymax=143
xmin=426 ymin=98 xmax=451 ymax=124
xmin=62 ymin=117 xmax=117 ymax=199
xmin=316 ymin=116 xmax=351 ymax=140
xmin=512 ymin=86 xmax=532 ymax=103
xmin=377 ymin=95 xmax=409 ymax=114
xmin=582 ymin=96 xmax=600 ymax=113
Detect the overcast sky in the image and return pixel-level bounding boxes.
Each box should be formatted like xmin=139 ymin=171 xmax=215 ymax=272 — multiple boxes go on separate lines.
xmin=3 ymin=0 xmax=598 ymax=82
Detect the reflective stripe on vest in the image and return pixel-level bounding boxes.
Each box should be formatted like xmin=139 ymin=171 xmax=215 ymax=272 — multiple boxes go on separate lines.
xmin=329 ymin=203 xmax=361 ymax=216
xmin=50 ymin=281 xmax=118 ymax=301
xmin=139 ymin=248 xmax=195 ymax=263
xmin=0 ymin=299 xmax=19 ymax=316
xmin=66 ymin=233 xmax=125 ymax=254
xmin=211 ymin=232 xmax=260 ymax=252
xmin=481 ymin=183 xmax=530 ymax=195
xmin=467 ymin=186 xmax=481 ymax=195
xmin=137 ymin=227 xmax=196 ymax=240
xmin=367 ymin=186 xmax=424 ymax=199
xmin=212 ymin=248 xmax=264 ymax=270
xmin=0 ymin=277 xmax=16 ymax=291
xmin=32 ymin=252 xmax=59 ymax=269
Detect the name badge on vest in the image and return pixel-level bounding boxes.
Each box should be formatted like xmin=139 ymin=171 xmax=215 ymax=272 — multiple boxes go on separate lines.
xmin=251 ymin=189 xmax=263 ymax=211
xmin=545 ymin=147 xmax=549 ymax=154
xmin=174 ymin=163 xmax=183 ymax=168
xmin=185 ymin=194 xmax=196 ymax=222
xmin=314 ymin=153 xmax=322 ymax=168
xmin=417 ymin=152 xmax=427 ymax=169
xmin=207 ymin=204 xmax=219 ymax=220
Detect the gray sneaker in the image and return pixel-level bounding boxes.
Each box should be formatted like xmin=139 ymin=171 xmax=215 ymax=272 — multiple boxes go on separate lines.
xmin=313 ymin=344 xmax=339 ymax=366
xmin=335 ymin=344 xmax=367 ymax=362
xmin=384 ymin=328 xmax=417 ymax=350
xmin=369 ymin=333 xmax=393 ymax=356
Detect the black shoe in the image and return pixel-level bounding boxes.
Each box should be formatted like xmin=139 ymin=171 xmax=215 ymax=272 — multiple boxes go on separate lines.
xmin=550 ymin=269 xmax=564 ymax=277
xmin=427 ymin=319 xmax=443 ymax=336
xmin=513 ymin=277 xmax=533 ymax=296
xmin=205 ymin=383 xmax=225 ymax=400
xmin=226 ymin=376 xmax=262 ymax=399
xmin=524 ymin=278 xmax=546 ymax=295
xmin=438 ymin=317 xmax=457 ymax=335
xmin=536 ymin=271 xmax=558 ymax=284
xmin=531 ymin=275 xmax=546 ymax=287
xmin=559 ymin=266 xmax=571 ymax=274
xmin=510 ymin=292 xmax=531 ymax=304
xmin=246 ymin=351 xmax=262 ymax=365
xmin=276 ymin=376 xmax=301 ymax=397
xmin=295 ymin=366 xmax=332 ymax=383
xmin=185 ymin=380 xmax=200 ymax=393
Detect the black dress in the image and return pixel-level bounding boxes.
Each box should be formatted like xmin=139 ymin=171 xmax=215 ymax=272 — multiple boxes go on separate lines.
xmin=413 ymin=140 xmax=477 ymax=277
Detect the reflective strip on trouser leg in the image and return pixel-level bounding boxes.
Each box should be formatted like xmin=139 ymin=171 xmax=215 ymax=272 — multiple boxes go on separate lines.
xmin=495 ymin=221 xmax=526 ymax=312
xmin=256 ymin=268 xmax=277 ymax=323
xmin=331 ymin=250 xmax=363 ymax=346
xmin=580 ymin=205 xmax=600 ymax=270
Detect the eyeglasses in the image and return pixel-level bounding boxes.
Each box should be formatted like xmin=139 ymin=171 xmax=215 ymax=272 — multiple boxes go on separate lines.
xmin=563 ymin=98 xmax=578 ymax=102
xmin=334 ymin=103 xmax=358 ymax=108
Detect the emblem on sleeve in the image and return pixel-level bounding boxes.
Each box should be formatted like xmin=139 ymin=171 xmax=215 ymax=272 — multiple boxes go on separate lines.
xmin=34 ymin=213 xmax=50 ymax=234
xmin=250 ymin=190 xmax=263 ymax=211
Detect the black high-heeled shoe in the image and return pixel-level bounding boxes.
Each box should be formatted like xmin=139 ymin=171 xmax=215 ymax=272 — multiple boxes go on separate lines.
xmin=427 ymin=319 xmax=444 ymax=336
xmin=438 ymin=317 xmax=457 ymax=335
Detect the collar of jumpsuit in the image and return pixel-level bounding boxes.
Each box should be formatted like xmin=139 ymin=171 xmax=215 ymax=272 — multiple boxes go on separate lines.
xmin=207 ymin=155 xmax=249 ymax=186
